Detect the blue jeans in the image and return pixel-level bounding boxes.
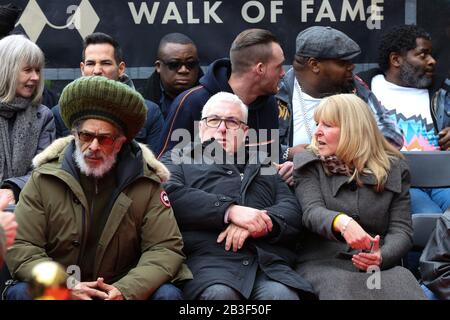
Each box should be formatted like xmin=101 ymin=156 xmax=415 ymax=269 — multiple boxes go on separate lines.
xmin=410 ymin=187 xmax=450 ymax=214
xmin=5 ymin=282 xmax=31 ymax=300
xmin=421 ymin=284 xmax=439 ymax=300
xmin=198 ymin=271 xmax=299 ymax=300
xmin=6 ymin=281 xmax=183 ymax=300
xmin=151 ymin=283 xmax=183 ymax=300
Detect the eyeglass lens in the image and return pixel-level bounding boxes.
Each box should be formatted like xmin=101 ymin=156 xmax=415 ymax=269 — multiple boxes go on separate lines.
xmin=78 ymin=131 xmax=116 ymax=145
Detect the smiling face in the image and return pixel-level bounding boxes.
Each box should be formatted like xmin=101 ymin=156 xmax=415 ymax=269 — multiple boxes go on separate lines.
xmin=16 ymin=63 xmax=40 ymax=98
xmin=314 ymin=119 xmax=341 ymax=157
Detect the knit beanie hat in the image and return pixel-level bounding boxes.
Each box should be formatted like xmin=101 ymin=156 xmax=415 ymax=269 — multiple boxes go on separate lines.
xmin=59 ymin=76 xmax=147 ymax=140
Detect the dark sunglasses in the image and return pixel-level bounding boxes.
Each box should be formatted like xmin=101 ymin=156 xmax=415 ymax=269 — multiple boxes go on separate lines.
xmin=77 ymin=131 xmax=119 ymax=146
xmin=160 ymin=59 xmax=199 ymax=71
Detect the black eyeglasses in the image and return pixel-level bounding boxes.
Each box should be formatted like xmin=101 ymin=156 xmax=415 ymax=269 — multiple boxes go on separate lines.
xmin=159 ymin=59 xmax=199 ymax=71
xmin=202 ymin=116 xmax=247 ymax=130
xmin=77 ymin=131 xmax=119 ymax=146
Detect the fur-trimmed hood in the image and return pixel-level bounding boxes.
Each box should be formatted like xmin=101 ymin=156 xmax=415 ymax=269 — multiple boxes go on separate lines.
xmin=32 ymin=136 xmax=170 ymax=182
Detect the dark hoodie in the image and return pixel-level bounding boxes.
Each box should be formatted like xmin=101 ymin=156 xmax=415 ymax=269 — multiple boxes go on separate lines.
xmin=157 ymin=59 xmax=280 ymax=159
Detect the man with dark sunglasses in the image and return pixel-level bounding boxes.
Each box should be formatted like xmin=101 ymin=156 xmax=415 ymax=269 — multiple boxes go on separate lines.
xmin=51 ymin=32 xmax=164 ymax=153
xmin=5 ymin=76 xmax=192 ymax=300
xmin=141 ymin=33 xmax=203 ymax=119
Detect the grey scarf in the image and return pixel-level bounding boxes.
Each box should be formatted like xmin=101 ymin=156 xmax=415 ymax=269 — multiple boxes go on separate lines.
xmin=0 ymin=97 xmax=41 ymax=182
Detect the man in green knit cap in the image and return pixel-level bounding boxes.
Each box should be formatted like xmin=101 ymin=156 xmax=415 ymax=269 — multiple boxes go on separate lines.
xmin=5 ymin=76 xmax=192 ymax=300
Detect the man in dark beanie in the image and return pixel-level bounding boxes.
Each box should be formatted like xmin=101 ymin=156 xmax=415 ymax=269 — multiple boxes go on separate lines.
xmin=5 ymin=76 xmax=192 ymax=300
xmin=0 ymin=3 xmax=22 ymax=39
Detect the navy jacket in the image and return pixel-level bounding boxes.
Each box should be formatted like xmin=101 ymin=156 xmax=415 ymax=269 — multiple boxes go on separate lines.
xmin=157 ymin=59 xmax=280 ymax=159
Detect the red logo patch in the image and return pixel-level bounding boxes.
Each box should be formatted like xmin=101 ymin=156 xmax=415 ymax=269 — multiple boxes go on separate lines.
xmin=160 ymin=190 xmax=171 ymax=208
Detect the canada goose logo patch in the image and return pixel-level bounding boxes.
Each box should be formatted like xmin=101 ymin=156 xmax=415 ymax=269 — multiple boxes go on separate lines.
xmin=160 ymin=190 xmax=171 ymax=208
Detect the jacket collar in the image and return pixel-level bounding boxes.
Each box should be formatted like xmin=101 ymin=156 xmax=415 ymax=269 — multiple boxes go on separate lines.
xmin=275 ymin=67 xmax=295 ymax=106
xmin=294 ymin=150 xmax=403 ymax=195
xmin=169 ymin=140 xmax=276 ymax=174
xmin=32 ymin=135 xmax=170 ymax=183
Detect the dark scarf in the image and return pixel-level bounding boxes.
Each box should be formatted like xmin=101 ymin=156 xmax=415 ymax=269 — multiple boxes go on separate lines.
xmin=0 ymin=97 xmax=41 ymax=182
xmin=319 ymin=155 xmax=354 ymax=176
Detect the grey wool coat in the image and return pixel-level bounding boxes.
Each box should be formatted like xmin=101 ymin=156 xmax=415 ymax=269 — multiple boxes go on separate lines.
xmin=293 ymin=150 xmax=425 ymax=300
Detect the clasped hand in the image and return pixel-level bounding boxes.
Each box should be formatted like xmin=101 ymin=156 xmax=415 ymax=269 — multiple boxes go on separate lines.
xmin=71 ymin=277 xmax=123 ymax=300
xmin=340 ymin=219 xmax=383 ymax=271
xmin=217 ymin=205 xmax=272 ymax=252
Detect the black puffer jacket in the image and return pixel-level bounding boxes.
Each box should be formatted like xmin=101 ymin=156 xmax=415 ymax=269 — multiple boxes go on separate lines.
xmin=420 ymin=210 xmax=450 ymax=300
xmin=161 ymin=143 xmax=315 ymax=300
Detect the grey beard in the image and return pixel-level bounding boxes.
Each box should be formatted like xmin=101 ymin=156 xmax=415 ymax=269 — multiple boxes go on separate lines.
xmin=399 ymin=61 xmax=432 ymax=89
xmin=74 ymin=139 xmax=118 ymax=178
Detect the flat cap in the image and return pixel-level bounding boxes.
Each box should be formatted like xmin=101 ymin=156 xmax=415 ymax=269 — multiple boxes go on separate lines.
xmin=296 ymin=26 xmax=361 ymax=60
xmin=59 ymin=76 xmax=147 ymax=140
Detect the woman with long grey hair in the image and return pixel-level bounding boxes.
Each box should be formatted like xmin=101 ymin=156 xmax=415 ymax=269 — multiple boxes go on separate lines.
xmin=0 ymin=34 xmax=55 ymax=204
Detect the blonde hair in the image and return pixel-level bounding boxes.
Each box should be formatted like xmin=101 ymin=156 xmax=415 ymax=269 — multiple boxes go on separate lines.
xmin=0 ymin=34 xmax=45 ymax=105
xmin=310 ymin=94 xmax=403 ymax=191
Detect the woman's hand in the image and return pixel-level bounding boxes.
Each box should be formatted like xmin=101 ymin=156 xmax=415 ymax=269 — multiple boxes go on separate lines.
xmin=352 ymin=235 xmax=383 ymax=271
xmin=337 ymin=216 xmax=374 ymax=251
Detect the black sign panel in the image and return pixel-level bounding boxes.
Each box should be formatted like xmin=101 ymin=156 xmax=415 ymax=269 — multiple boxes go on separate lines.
xmin=1 ymin=0 xmax=448 ymax=77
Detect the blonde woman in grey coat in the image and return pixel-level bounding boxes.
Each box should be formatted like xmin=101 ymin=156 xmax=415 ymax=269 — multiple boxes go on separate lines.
xmin=294 ymin=94 xmax=425 ymax=299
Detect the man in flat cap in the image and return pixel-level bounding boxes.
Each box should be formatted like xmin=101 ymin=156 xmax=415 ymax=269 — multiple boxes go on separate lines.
xmin=276 ymin=26 xmax=403 ymax=165
xmin=4 ymin=76 xmax=192 ymax=300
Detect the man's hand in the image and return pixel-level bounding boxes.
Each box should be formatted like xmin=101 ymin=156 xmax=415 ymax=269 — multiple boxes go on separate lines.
xmin=217 ymin=223 xmax=250 ymax=252
xmin=288 ymin=144 xmax=308 ymax=160
xmin=227 ymin=205 xmax=273 ymax=235
xmin=438 ymin=127 xmax=450 ymax=150
xmin=71 ymin=280 xmax=109 ymax=300
xmin=0 ymin=194 xmax=17 ymax=248
xmin=274 ymin=161 xmax=294 ymax=186
xmin=0 ymin=189 xmax=15 ymax=205
xmin=352 ymin=235 xmax=382 ymax=271
xmin=97 ymin=277 xmax=124 ymax=300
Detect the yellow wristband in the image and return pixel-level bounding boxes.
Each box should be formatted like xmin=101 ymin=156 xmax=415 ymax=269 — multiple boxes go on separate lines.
xmin=332 ymin=213 xmax=344 ymax=231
